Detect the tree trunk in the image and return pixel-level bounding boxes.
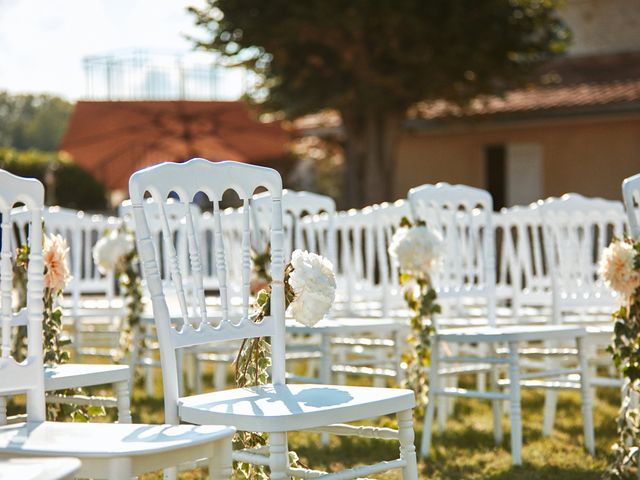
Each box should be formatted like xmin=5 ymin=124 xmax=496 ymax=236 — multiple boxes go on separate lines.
xmin=341 ymin=107 xmax=404 ymax=208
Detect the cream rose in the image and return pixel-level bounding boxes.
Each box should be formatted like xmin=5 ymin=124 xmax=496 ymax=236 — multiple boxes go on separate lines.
xmin=599 ymin=239 xmax=640 ymax=299
xmin=43 ymin=233 xmax=71 ymax=293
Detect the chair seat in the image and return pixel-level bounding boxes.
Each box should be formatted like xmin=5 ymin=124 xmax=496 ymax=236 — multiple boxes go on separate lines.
xmin=435 ymin=325 xmax=587 ymax=343
xmin=44 ymin=364 xmax=129 ymax=391
xmin=178 ymin=383 xmax=415 ymax=432
xmin=0 ymin=457 xmax=81 ymax=480
xmin=0 ymin=421 xmax=234 ymax=458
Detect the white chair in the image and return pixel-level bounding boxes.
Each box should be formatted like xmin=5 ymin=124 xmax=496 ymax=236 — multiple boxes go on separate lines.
xmin=409 ymin=182 xmax=595 ymax=465
xmin=3 ymin=208 xmax=132 ymax=426
xmin=536 ymin=194 xmax=628 ymax=434
xmin=0 ymin=169 xmax=235 ymax=479
xmin=129 ymin=158 xmax=419 ymax=479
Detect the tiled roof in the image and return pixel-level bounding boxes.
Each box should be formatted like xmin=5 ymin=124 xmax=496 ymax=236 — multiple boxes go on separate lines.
xmin=295 ymin=52 xmax=640 ymax=132
xmin=410 ymin=78 xmax=640 ymax=120
xmin=61 ymin=101 xmax=290 ymax=190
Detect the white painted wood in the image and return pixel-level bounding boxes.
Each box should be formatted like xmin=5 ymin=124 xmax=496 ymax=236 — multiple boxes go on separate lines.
xmin=623 ymin=173 xmax=640 ymax=237
xmin=0 ymin=169 xmax=235 ymax=479
xmin=0 ymin=457 xmax=81 ymax=480
xmin=507 ymin=341 xmax=522 ymax=465
xmin=129 ymin=159 xmax=418 ymax=480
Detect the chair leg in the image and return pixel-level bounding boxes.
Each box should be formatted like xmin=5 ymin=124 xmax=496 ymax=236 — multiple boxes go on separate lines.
xmin=209 ymin=437 xmax=233 ymax=479
xmin=107 ymin=457 xmax=132 ymax=480
xmin=269 ymin=432 xmax=288 ymax=480
xmin=489 ymin=343 xmax=503 ymax=445
xmin=437 ymin=379 xmax=447 ymax=433
xmin=398 ymin=409 xmax=418 ymax=480
xmin=421 ymin=338 xmax=440 ymax=458
xmin=577 ymin=336 xmax=595 ymax=455
xmin=194 ymin=356 xmax=203 ymax=394
xmin=477 ymin=343 xmax=487 ymax=393
xmin=163 ymin=467 xmax=177 ymax=480
xmin=214 ymin=362 xmax=227 ymax=392
xmin=394 ymin=330 xmax=403 ymax=385
xmin=507 ymin=341 xmax=522 ymax=466
xmin=542 ymin=390 xmax=558 ymax=437
xmin=115 ymin=380 xmax=132 ymax=423
xmin=0 ymin=396 xmax=7 ymax=426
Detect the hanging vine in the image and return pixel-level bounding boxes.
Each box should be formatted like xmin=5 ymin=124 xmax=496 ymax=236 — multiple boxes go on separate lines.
xmin=600 ymin=237 xmax=640 ymax=479
xmin=233 ymin=248 xmax=334 ymax=478
xmin=14 ymin=234 xmax=105 ymax=421
xmin=93 ymin=227 xmax=145 ymax=365
xmin=389 ymin=217 xmax=442 ymax=412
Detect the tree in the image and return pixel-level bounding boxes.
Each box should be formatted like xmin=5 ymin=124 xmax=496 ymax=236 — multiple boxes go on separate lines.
xmin=0 ymin=91 xmax=72 ymax=152
xmin=190 ymin=0 xmax=570 ymax=207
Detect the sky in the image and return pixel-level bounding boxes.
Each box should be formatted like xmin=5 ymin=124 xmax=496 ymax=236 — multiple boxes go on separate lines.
xmin=0 ymin=0 xmax=229 ymax=100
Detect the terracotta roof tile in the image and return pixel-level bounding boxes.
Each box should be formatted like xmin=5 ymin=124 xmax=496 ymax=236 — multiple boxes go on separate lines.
xmin=411 ymin=78 xmax=640 ymax=120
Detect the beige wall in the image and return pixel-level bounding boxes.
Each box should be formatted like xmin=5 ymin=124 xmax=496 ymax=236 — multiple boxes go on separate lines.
xmin=395 ymin=115 xmax=640 ymax=203
xmin=562 ymin=0 xmax=640 ymax=55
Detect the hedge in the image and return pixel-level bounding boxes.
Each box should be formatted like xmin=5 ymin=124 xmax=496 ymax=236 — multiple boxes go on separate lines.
xmin=0 ymin=148 xmax=108 ymax=211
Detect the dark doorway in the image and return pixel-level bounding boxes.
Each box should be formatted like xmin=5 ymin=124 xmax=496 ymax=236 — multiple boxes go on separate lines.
xmin=485 ymin=145 xmax=506 ymax=211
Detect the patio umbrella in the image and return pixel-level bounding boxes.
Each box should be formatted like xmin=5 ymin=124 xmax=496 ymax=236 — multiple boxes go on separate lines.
xmin=60 ymin=100 xmax=291 ymax=191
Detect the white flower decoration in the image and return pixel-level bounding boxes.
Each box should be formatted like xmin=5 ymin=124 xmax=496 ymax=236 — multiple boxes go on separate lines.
xmin=287 ymin=249 xmax=336 ymax=327
xmin=388 ymin=225 xmax=444 ymax=276
xmin=599 ymin=240 xmax=640 ymax=299
xmin=93 ymin=229 xmax=135 ymax=275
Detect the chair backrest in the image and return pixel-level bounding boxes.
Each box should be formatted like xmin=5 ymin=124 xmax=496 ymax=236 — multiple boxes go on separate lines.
xmin=537 ymin=193 xmax=627 ymax=321
xmin=0 ymin=169 xmax=46 ymax=422
xmin=408 ymin=183 xmax=497 ymax=326
xmin=12 ymin=206 xmax=120 ymax=301
xmin=495 ymin=204 xmax=552 ymax=313
xmin=129 ymin=158 xmax=285 ymax=423
xmin=254 ymin=189 xmax=336 ymax=264
xmin=623 ymin=173 xmax=640 ymax=237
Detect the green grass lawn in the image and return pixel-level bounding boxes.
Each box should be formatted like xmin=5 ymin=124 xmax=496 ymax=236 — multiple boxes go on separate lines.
xmin=125 ymin=373 xmax=618 ymax=479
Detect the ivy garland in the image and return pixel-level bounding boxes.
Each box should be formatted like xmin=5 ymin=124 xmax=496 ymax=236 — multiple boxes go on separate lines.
xmin=394 ymin=217 xmax=441 ymax=413
xmin=115 ymin=246 xmax=145 ymax=366
xmin=233 ymin=249 xmax=302 ymax=479
xmin=604 ymin=238 xmax=640 ymax=479
xmin=13 ymin=242 xmax=105 ymax=422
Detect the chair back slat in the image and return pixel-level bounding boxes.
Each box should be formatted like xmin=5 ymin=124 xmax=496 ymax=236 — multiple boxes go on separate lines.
xmin=212 ymin=201 xmax=230 ymax=321
xmin=241 ymin=201 xmax=251 ymax=322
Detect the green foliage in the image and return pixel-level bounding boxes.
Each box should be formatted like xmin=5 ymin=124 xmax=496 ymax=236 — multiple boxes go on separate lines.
xmin=190 ymin=0 xmax=570 ymax=116
xmin=396 ymin=217 xmax=441 ymax=413
xmin=605 ymin=239 xmax=640 ymax=478
xmin=12 ymin=242 xmax=105 ymax=422
xmin=116 ymin=243 xmax=145 ymax=365
xmin=0 ymin=91 xmax=72 ymax=151
xmin=0 ymin=147 xmax=107 ymax=210
xmin=233 ymin=258 xmax=298 ymax=478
